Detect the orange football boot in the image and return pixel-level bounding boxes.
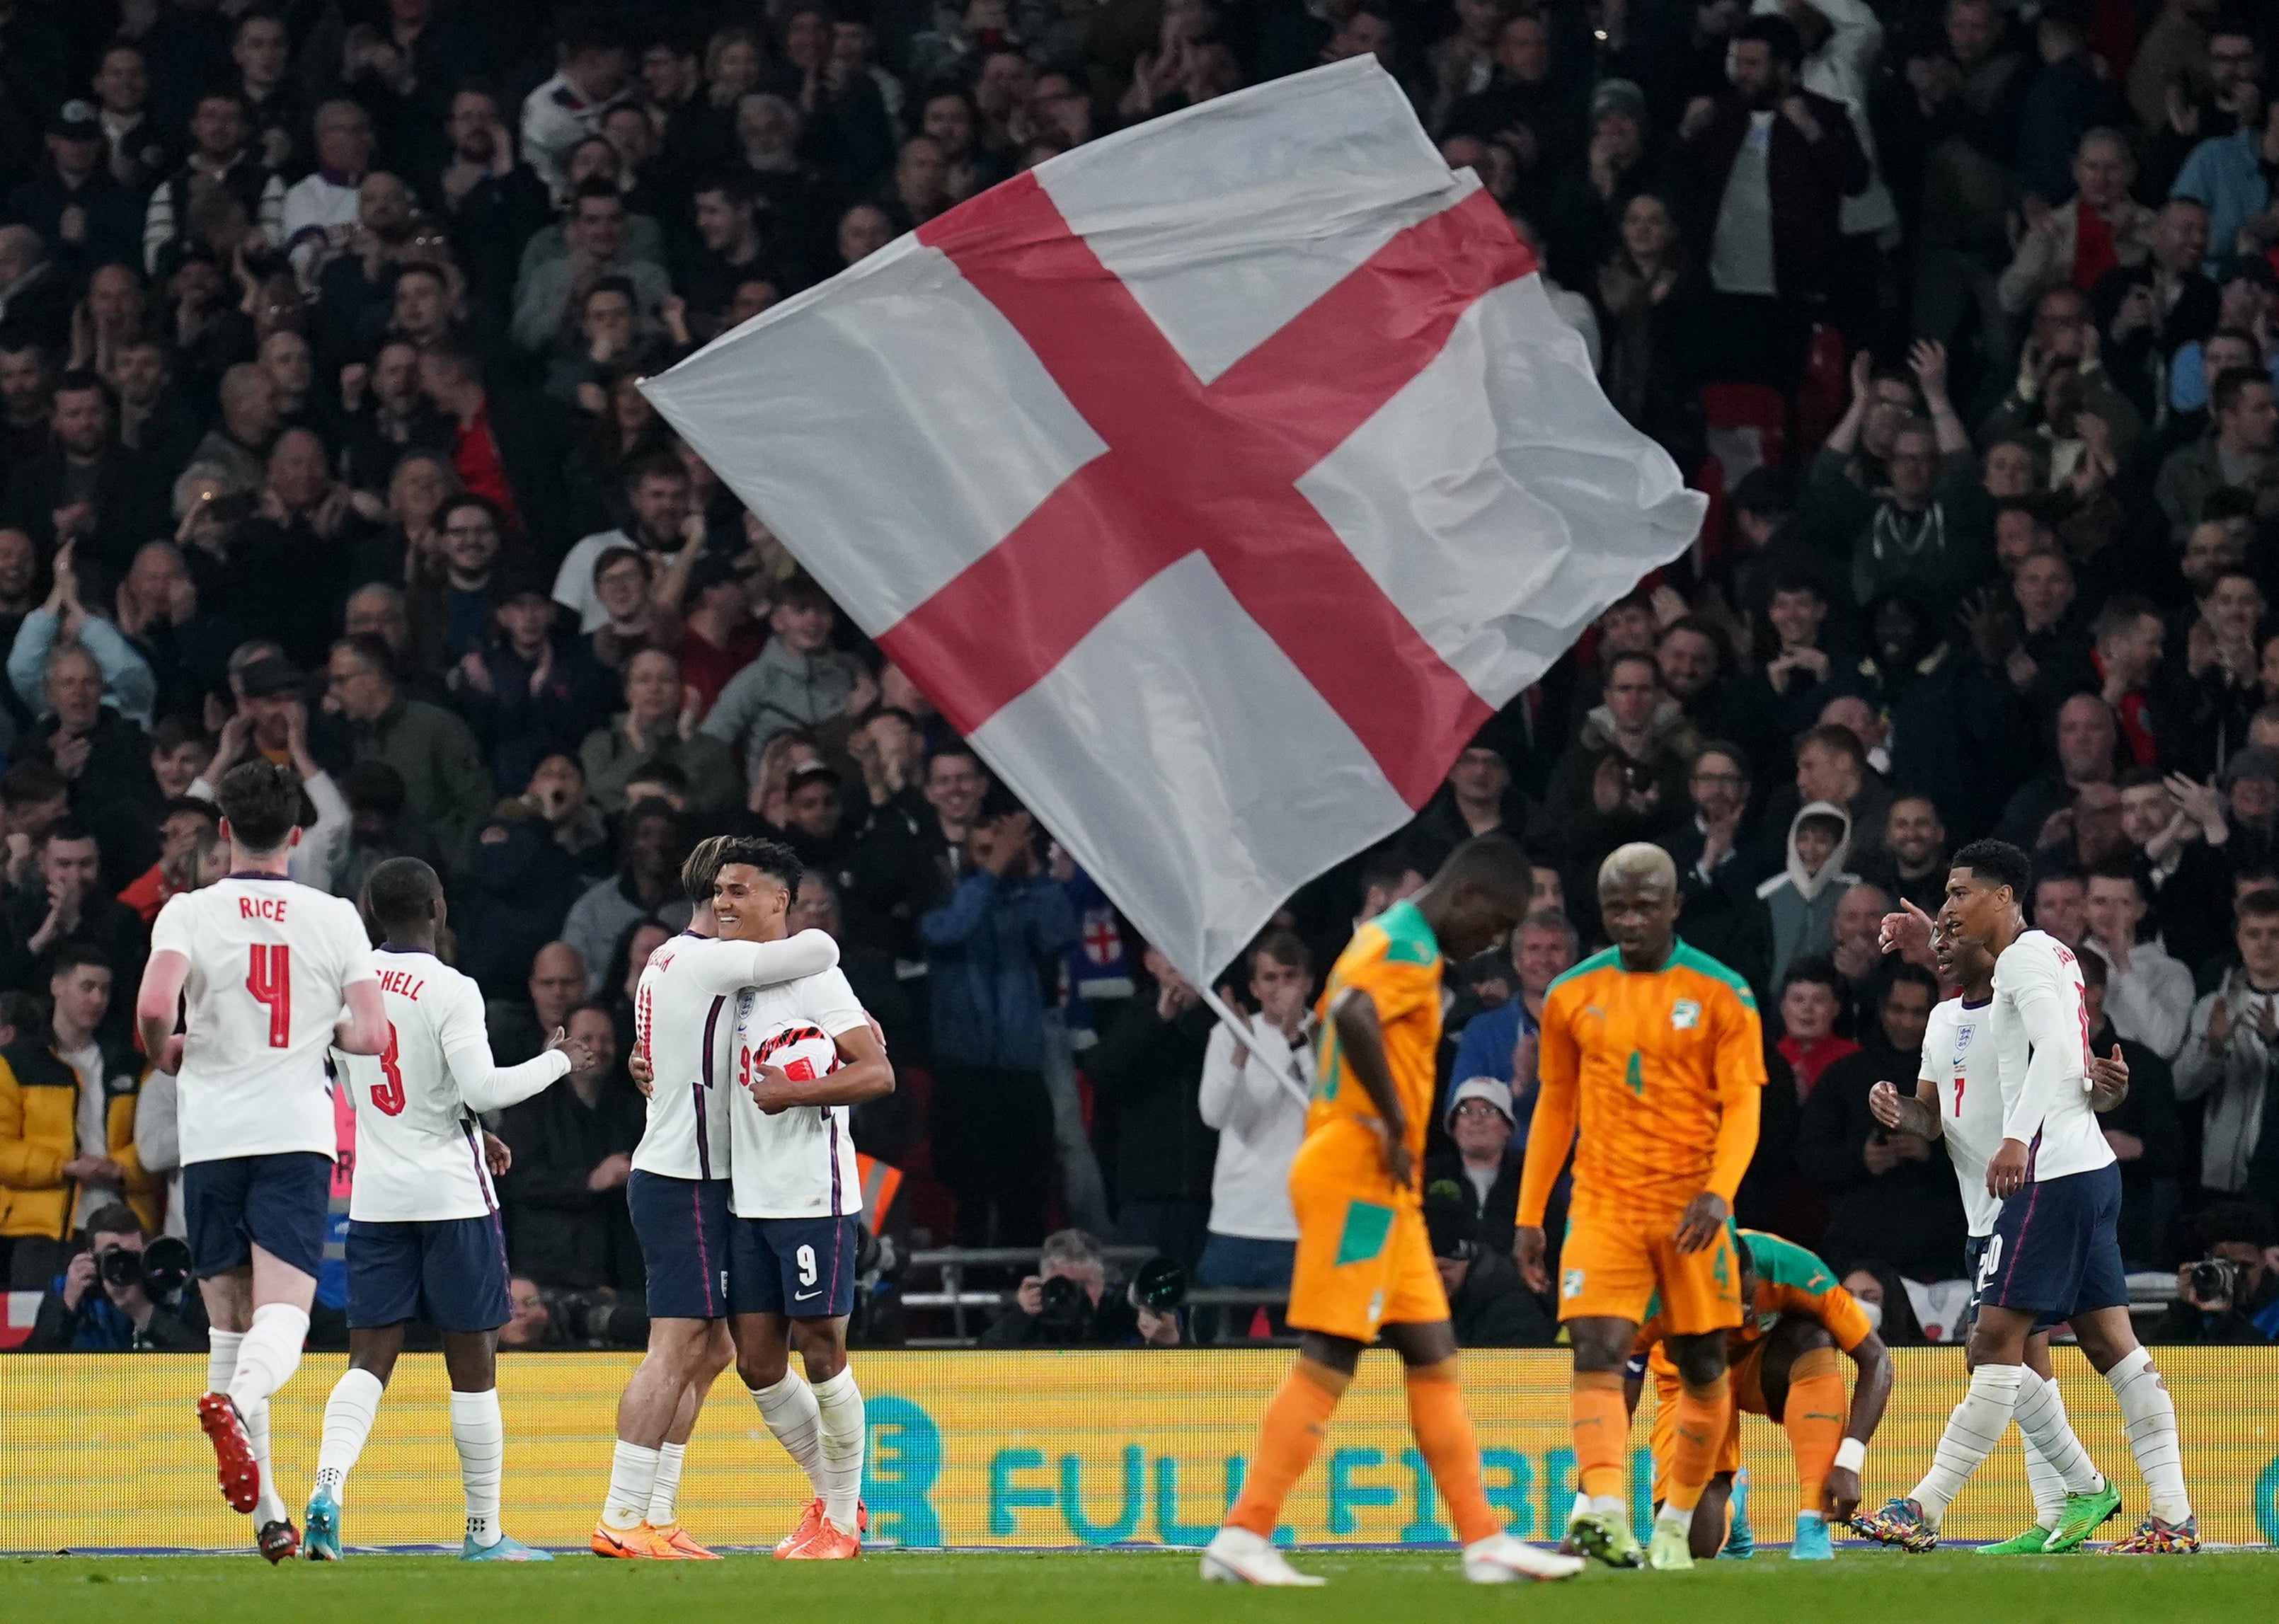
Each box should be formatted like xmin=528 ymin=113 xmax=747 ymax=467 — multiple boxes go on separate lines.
xmin=590 ymin=1520 xmax=682 ymax=1559
xmin=655 ymin=1526 xmax=721 ymax=1560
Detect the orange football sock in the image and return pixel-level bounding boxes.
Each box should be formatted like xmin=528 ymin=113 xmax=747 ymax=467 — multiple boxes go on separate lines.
xmin=1227 ymin=1359 xmax=1346 ymax=1536
xmin=1782 ymin=1347 xmax=1847 ymax=1516
xmin=1665 ymin=1372 xmax=1732 ymax=1514
xmin=1405 ymin=1360 xmax=1500 ymax=1545
xmin=1571 ymin=1370 xmax=1629 ymax=1500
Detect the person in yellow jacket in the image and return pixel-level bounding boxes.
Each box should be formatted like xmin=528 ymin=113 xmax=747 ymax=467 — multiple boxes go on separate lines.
xmin=0 ymin=944 xmax=158 ymax=1286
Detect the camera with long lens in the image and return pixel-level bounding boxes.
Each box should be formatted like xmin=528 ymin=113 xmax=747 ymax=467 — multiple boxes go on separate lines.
xmin=1035 ymin=1273 xmax=1091 ymax=1340
xmin=98 ymin=1237 xmax=193 ymax=1301
xmin=2187 ymin=1257 xmax=2242 ymax=1307
xmin=1130 ymin=1256 xmax=1188 ymax=1315
xmin=543 ymin=1286 xmax=650 ymax=1348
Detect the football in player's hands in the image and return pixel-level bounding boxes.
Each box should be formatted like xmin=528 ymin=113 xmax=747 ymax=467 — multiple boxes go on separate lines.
xmin=745 ymin=1061 xmax=798 ymax=1115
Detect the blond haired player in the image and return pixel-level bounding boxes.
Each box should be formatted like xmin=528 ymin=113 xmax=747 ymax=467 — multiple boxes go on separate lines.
xmin=1200 ymin=836 xmax=1583 ymax=1587
xmin=1517 ymin=843 xmax=1764 ymax=1571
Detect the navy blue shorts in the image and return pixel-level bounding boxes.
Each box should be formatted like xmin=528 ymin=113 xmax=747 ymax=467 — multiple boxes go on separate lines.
xmin=1963 ymin=1235 xmax=2062 ymax=1337
xmin=183 ymin=1153 xmax=334 ymax=1280
xmin=728 ymin=1214 xmax=861 ymax=1318
xmin=345 ymin=1216 xmax=512 ymax=1332
xmin=1982 ymin=1163 xmax=2127 ymax=1320
xmin=628 ymin=1170 xmax=732 ymax=1320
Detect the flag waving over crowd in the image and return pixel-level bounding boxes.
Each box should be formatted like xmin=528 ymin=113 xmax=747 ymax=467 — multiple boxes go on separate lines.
xmin=643 ymin=56 xmax=1706 ymax=987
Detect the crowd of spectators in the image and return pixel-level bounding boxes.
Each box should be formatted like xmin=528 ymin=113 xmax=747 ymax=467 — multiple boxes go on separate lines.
xmin=0 ymin=0 xmax=2276 ymax=1349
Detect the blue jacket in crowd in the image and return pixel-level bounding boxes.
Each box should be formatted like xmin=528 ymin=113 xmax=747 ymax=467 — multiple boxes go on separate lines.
xmin=920 ymin=870 xmax=1077 ymax=1071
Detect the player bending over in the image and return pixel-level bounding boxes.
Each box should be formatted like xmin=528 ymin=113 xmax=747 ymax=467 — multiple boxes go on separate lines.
xmin=302 ymin=857 xmax=594 ymax=1560
xmin=711 ymin=838 xmax=893 ymax=1559
xmin=1862 ymin=841 xmax=2197 ymax=1554
xmin=1626 ymin=1229 xmax=1892 ymax=1561
xmin=1517 ymin=842 xmax=1764 ymax=1572
xmin=135 ymin=761 xmax=389 ymax=1562
xmin=1201 ymin=836 xmax=1583 ymax=1587
xmin=595 ymin=836 xmax=842 ymax=1557
xmin=1862 ymin=893 xmax=2137 ymax=1553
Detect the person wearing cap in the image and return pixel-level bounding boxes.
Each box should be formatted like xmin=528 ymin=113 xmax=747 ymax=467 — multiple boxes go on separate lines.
xmin=452 ymin=568 xmax=615 ymax=791
xmin=1423 ymin=1077 xmax=1526 ymax=1260
xmin=7 ymin=102 xmax=144 ymax=275
xmin=1422 ymin=1185 xmax=1553 ymax=1347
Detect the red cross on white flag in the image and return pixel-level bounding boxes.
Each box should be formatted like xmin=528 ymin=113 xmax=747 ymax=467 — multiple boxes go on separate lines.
xmin=643 ymin=58 xmax=1704 ymax=986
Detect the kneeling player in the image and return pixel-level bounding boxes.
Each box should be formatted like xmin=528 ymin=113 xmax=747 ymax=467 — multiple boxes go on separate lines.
xmin=1627 ymin=1230 xmax=1891 ymax=1561
xmin=712 ymin=839 xmax=893 ymax=1559
xmin=305 ymin=859 xmax=592 ymax=1560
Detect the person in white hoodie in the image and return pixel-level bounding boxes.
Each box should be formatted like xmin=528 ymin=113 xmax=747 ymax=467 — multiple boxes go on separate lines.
xmin=2083 ymin=863 xmax=2193 ymax=1060
xmin=1195 ymin=933 xmax=1316 ymax=1291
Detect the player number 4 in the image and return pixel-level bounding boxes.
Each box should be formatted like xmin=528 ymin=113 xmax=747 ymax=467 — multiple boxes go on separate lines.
xmin=371 ymin=1023 xmax=406 ymax=1117
xmin=246 ymin=944 xmax=291 ymax=1049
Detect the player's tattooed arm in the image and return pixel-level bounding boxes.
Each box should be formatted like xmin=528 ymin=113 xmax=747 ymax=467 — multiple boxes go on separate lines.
xmin=1327 ymin=986 xmax=1411 ymax=1190
xmin=2089 ymin=1043 xmax=2129 ymax=1111
xmin=1868 ymin=1078 xmax=1941 ymax=1140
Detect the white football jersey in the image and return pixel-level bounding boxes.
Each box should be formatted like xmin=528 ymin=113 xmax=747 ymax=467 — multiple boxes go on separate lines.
xmin=727 ymin=969 xmax=869 ymax=1220
xmin=149 ymin=876 xmax=377 ymax=1165
xmin=335 ymin=948 xmax=570 ymax=1222
xmin=1922 ymin=994 xmax=2004 ymax=1236
xmin=631 ymin=929 xmax=842 ymax=1182
xmin=1992 ymin=928 xmax=2116 ymax=1182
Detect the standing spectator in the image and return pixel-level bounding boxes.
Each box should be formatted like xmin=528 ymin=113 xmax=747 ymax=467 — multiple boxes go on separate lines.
xmin=2171 ymin=93 xmax=2279 ymax=273
xmin=1997 ymin=129 xmax=2153 ymax=320
xmin=2175 ymin=889 xmax=2279 ymax=1207
xmin=0 ymin=945 xmax=151 ymax=1286
xmin=1799 ymin=964 xmax=1962 ymax=1281
xmin=1195 ymin=933 xmax=1314 ymax=1291
xmin=578 ymin=647 xmax=735 ymax=817
xmin=1449 ymin=909 xmax=1573 ymax=1102
xmin=140 ymin=89 xmax=285 ymax=275
xmin=1542 ymin=650 xmax=1698 ymax=856
xmin=281 ymin=101 xmax=377 ymax=282
xmin=2079 ymin=945 xmax=2184 ymax=1269
xmin=11 ymin=102 xmax=144 ymax=275
xmin=418 ymin=342 xmax=572 ymax=555
xmin=1423 ymin=1076 xmax=1525 ymax=1260
xmin=701 ymin=575 xmax=861 ymax=773
xmin=559 ymin=801 xmax=691 ymax=997
xmin=11 ymin=619 xmax=156 ymax=796
xmin=1747 ymin=802 xmax=1859 ymax=994
xmin=920 ymin=802 xmax=1075 ymax=1248
xmin=2157 ymin=368 xmax=2277 ymax=541
xmin=324 ymin=632 xmax=494 ymax=870
xmin=552 ymin=456 xmax=700 ymax=633
xmin=1774 ymin=955 xmax=1859 ymax=1095
xmin=5 ymin=370 xmax=166 ymax=572
xmin=500 ymin=1001 xmax=645 ymax=1291
xmin=845 ymin=739 xmax=989 ymax=961
xmin=1087 ymin=945 xmax=1217 ymax=1269
xmin=510 ymin=183 xmax=672 ymax=355
xmin=454 ymin=570 xmax=617 ymax=793
xmin=522 ymin=11 xmax=634 ymax=205
xmin=1677 ymin=13 xmax=1868 ymax=386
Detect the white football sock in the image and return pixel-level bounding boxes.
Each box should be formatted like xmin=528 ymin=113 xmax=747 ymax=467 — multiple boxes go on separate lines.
xmin=1566 ymin=1492 xmax=1626 ymax=1526
xmin=2022 ymin=1434 xmax=2065 ymax=1531
xmin=243 ymin=1400 xmax=287 ymax=1526
xmin=750 ymin=1374 xmax=825 ymax=1496
xmin=1912 ymin=1363 xmax=2021 ymax=1524
xmin=450 ymin=1390 xmax=504 ymax=1548
xmin=2107 ymin=1348 xmax=2191 ymax=1524
xmin=602 ymin=1440 xmax=660 ymax=1531
xmin=205 ymin=1329 xmax=243 ymax=1396
xmin=646 ymin=1441 xmax=687 ymax=1529
xmin=1655 ymin=1502 xmax=1696 ymax=1533
xmin=2012 ymin=1367 xmax=2103 ymax=1495
xmin=811 ymin=1367 xmax=866 ymax=1531
xmin=314 ymin=1367 xmax=386 ymax=1503
xmin=227 ymin=1303 xmax=309 ymax=1411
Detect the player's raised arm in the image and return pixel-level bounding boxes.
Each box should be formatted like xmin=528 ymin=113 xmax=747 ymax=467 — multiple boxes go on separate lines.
xmin=1326 ymin=984 xmax=1411 ymax=1190
xmin=442 ymin=984 xmax=584 ymax=1114
xmin=135 ymin=948 xmax=190 ymax=1072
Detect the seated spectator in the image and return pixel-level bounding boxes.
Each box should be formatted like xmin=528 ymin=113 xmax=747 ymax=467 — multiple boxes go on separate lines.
xmin=2091 ymin=197 xmax=2217 ymax=427
xmin=982 ymin=1228 xmax=1180 ymax=1348
xmin=778 ymin=763 xmax=856 ymax=873
xmin=1664 ymin=744 xmax=1765 ymax=967
xmin=116 ymin=795 xmax=221 ymax=926
xmin=2152 ymin=1201 xmax=2279 ymax=1345
xmin=584 ymin=546 xmax=668 ymax=676
xmin=1425 ymin=1187 xmax=1553 ymax=1347
xmin=2077 ymin=945 xmax=2183 ymax=1269
xmin=544 ymin=276 xmax=668 ymax=415
xmin=338 ymin=341 xmax=451 ymax=497
xmin=580 ymin=647 xmax=736 ymax=817
xmin=23 ymin=1202 xmax=205 ymax=1350
xmin=1774 ymin=956 xmax=1858 ymax=1097
xmin=500 ymin=1001 xmax=645 ymax=1293
xmin=922 ymin=801 xmax=1074 ymax=1248
xmin=2175 ymin=889 xmax=2279 ymax=1208
xmin=489 ymin=941 xmax=590 ymax=1068
xmin=702 ymin=575 xmax=860 ymax=775
xmin=561 ymin=800 xmax=692 ymax=998
xmin=2157 ymin=367 xmax=2277 ymax=541
xmin=2116 ymin=767 xmax=2234 ymax=974
xmin=1088 ymin=945 xmax=1217 ymax=1269
xmin=409 ymin=493 xmax=510 ymax=671
xmin=2031 ymin=866 xmax=2089 ymax=950
xmin=1859 ymin=797 xmax=1947 ymax=916
xmin=1999 ymin=693 xmax=2119 ymax=849
xmin=1195 ymin=932 xmax=1314 ymax=1291
xmin=1800 ymin=964 xmax=1963 ymax=1282
xmin=1542 ymin=650 xmax=1697 ymax=862
xmin=1749 ymin=803 xmax=1859 ymax=994
xmin=1754 ymin=570 xmax=1858 ymax=742
xmin=1425 ymin=1076 xmax=1525 ymax=1260
xmin=512 ymin=182 xmax=673 ymax=356
xmin=1837 ymin=1260 xmax=1925 ymax=1344
xmin=4 ymin=370 xmax=166 ymax=565
xmin=325 ymin=633 xmax=493 ymax=870
xmin=142 ymin=89 xmax=286 ymax=275
xmin=0 ymin=945 xmax=152 ymax=1286
xmin=1827 ymin=881 xmax=1891 ymax=1006
xmin=669 ymin=553 xmax=765 ymax=715
xmin=12 ymin=632 xmax=158 ymax=830
xmin=0 ymin=829 xmax=146 ymax=1020
xmin=1996 ymin=128 xmax=2152 ymax=320
xmin=452 ymin=569 xmax=616 ymax=793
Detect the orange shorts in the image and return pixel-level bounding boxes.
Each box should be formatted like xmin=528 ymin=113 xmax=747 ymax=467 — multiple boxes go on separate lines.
xmin=1558 ymin=1211 xmax=1743 ymax=1334
xmin=1645 ymin=1337 xmax=1769 ymax=1504
xmin=1285 ymin=1127 xmax=1446 ymax=1342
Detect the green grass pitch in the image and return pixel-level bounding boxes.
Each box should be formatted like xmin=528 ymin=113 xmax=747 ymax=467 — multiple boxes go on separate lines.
xmin=5 ymin=1548 xmax=2272 ymax=1623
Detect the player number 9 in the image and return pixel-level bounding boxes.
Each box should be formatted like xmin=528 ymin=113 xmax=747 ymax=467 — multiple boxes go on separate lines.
xmin=797 ymin=1245 xmax=817 ymax=1287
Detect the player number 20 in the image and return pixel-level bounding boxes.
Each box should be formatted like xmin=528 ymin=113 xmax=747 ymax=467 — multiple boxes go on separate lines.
xmin=796 ymin=1245 xmax=818 ymax=1287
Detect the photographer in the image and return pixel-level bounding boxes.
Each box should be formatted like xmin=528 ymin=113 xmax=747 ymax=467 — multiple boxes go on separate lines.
xmin=982 ymin=1228 xmax=1181 ymax=1347
xmin=25 ymin=1202 xmax=206 ymax=1350
xmin=2153 ymin=1202 xmax=2279 ymax=1346
xmin=1425 ymin=1186 xmax=1555 ymax=1348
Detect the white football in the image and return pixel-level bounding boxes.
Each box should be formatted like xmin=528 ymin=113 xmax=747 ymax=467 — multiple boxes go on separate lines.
xmin=737 ymin=1019 xmax=839 ymax=1093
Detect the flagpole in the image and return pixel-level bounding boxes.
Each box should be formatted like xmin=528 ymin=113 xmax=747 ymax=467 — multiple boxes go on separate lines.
xmin=1195 ymin=986 xmax=1314 ymax=1110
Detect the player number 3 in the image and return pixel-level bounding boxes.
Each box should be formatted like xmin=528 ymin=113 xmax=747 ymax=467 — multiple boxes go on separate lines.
xmin=370 ymin=1023 xmax=406 ymax=1117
